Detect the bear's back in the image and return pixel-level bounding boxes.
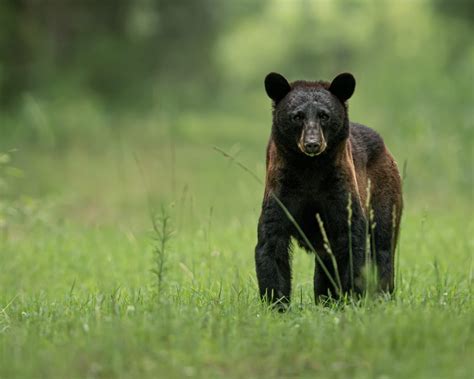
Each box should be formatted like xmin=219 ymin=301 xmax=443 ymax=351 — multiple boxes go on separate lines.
xmin=349 ymin=122 xmax=386 ymax=168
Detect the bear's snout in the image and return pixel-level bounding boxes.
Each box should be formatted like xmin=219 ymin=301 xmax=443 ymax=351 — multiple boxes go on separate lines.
xmin=298 ymin=128 xmax=327 ymax=157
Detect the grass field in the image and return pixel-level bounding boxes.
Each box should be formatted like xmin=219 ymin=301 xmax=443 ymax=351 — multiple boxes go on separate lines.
xmin=0 ymin=103 xmax=472 ymax=379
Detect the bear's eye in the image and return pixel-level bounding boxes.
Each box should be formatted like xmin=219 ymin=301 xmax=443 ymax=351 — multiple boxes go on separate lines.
xmin=292 ymin=113 xmax=304 ymax=122
xmin=319 ymin=112 xmax=329 ymax=122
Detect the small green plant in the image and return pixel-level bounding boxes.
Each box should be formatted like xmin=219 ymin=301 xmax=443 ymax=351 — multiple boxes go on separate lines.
xmin=150 ymin=205 xmax=174 ymax=296
xmin=135 ymin=153 xmax=175 ymax=297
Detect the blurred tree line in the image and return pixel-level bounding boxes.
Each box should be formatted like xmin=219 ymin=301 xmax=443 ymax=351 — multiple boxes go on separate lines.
xmin=0 ymin=0 xmax=472 ymax=111
xmin=0 ymin=0 xmax=240 ymax=109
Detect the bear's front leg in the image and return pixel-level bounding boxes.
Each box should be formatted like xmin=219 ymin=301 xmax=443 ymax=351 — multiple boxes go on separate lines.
xmin=255 ymin=197 xmax=292 ymax=307
xmin=315 ymin=193 xmax=367 ymax=299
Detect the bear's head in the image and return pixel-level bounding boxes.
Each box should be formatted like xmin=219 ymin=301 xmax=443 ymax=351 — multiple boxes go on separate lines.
xmin=264 ymin=72 xmax=355 ymax=157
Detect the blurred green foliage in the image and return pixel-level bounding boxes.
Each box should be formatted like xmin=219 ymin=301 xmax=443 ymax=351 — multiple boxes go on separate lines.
xmin=0 ymin=0 xmax=472 ymax=213
xmin=1 ymin=0 xmax=472 ymax=109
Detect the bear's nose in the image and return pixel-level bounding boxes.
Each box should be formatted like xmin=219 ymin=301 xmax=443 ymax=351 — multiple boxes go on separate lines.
xmin=304 ymin=140 xmax=319 ymax=154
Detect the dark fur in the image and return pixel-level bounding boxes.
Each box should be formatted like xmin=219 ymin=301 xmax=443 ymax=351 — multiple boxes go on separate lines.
xmin=255 ymin=73 xmax=402 ymax=305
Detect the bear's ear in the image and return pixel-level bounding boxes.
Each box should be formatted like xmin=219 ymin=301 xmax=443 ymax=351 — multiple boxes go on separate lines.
xmin=264 ymin=72 xmax=291 ymax=103
xmin=329 ymin=73 xmax=356 ymax=103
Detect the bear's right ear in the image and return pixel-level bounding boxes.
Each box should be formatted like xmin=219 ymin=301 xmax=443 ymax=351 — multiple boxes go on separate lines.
xmin=264 ymin=72 xmax=291 ymax=103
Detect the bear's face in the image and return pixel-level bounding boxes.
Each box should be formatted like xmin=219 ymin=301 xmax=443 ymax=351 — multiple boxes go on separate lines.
xmin=265 ymin=73 xmax=355 ymax=157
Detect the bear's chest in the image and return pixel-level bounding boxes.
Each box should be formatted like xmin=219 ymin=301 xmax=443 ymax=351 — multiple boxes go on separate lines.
xmin=276 ymin=166 xmax=343 ymax=253
xmin=279 ymin=165 xmax=336 ymax=202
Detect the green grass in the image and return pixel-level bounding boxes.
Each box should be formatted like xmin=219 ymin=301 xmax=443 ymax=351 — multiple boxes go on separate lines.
xmin=0 ymin=122 xmax=472 ymax=378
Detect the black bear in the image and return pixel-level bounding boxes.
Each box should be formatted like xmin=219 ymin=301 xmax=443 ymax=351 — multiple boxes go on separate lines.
xmin=255 ymin=72 xmax=402 ymax=305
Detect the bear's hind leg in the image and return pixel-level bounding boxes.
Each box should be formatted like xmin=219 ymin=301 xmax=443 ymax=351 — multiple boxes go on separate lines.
xmin=371 ymin=202 xmax=401 ymax=294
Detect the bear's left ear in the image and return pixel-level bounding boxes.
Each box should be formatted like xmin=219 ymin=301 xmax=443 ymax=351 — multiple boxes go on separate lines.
xmin=329 ymin=73 xmax=356 ymax=103
xmin=264 ymin=72 xmax=291 ymax=103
